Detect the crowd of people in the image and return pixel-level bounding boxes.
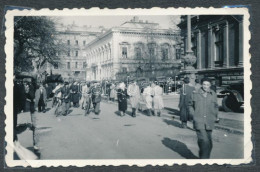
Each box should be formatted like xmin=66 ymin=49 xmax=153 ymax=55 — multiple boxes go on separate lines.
xmin=13 ymin=75 xmax=220 ymax=159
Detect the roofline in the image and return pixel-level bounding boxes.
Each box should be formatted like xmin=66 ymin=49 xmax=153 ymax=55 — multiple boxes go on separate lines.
xmin=85 ymin=27 xmax=181 ymax=48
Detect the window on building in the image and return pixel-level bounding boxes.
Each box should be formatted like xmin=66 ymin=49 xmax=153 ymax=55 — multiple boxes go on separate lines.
xmin=83 ymin=40 xmax=86 ymax=46
xmin=67 ymin=62 xmax=70 ymax=69
xmin=176 ymin=48 xmax=181 ymax=60
xmin=161 ymin=44 xmax=169 ymax=60
xmin=75 ymin=51 xmax=78 ymax=57
xmin=215 ymin=30 xmax=224 ymax=67
xmin=122 ymin=67 xmax=127 ymax=73
xmin=83 ymin=62 xmax=87 ymax=68
xmin=122 ymin=47 xmax=127 ymax=58
xmin=162 ymin=48 xmax=168 ymax=60
xmin=148 ymin=43 xmax=156 ymax=59
xmin=191 ymin=36 xmax=197 ymax=56
xmin=75 ymin=40 xmax=78 ymax=45
xmin=135 ymin=47 xmax=142 ymax=59
xmin=68 ymin=51 xmax=70 ymax=57
xmin=75 ymin=62 xmax=78 ymax=69
xmin=54 ymin=63 xmax=58 ymax=69
xmin=67 ymin=40 xmax=70 ymax=45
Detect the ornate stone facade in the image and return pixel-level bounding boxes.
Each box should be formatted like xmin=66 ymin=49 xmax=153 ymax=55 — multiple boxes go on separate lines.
xmin=178 ymin=15 xmax=244 ymax=87
xmin=84 ymin=17 xmax=182 ymax=81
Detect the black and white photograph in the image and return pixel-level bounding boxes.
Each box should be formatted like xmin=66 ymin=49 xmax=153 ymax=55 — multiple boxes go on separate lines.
xmin=4 ymin=8 xmax=252 ymax=167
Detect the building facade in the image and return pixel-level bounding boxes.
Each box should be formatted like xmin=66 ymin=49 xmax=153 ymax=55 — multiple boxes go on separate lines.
xmin=178 ymin=15 xmax=244 ymax=87
xmin=84 ymin=17 xmax=182 ymax=82
xmin=48 ymin=23 xmax=105 ymax=81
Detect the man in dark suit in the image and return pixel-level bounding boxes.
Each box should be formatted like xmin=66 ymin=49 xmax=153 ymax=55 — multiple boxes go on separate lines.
xmin=189 ymin=77 xmax=218 ymax=159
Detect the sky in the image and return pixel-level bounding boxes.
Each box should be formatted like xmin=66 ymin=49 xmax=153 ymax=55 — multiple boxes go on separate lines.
xmin=57 ymin=16 xmax=180 ymax=29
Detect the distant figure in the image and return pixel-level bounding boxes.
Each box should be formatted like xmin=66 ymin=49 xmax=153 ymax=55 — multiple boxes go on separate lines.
xmin=110 ymin=83 xmax=117 ymax=102
xmin=194 ymin=79 xmax=201 ymax=92
xmin=89 ymin=82 xmax=102 ymax=115
xmin=70 ymin=82 xmax=80 ymax=107
xmin=178 ymin=77 xmax=195 ymax=128
xmin=35 ymin=83 xmax=47 ymax=113
xmin=80 ymin=82 xmax=88 ymax=109
xmin=61 ymin=82 xmax=71 ymax=115
xmin=189 ymin=77 xmax=218 ymax=159
xmin=143 ymin=82 xmax=153 ymax=116
xmin=127 ymin=79 xmax=140 ymax=117
xmin=151 ymin=81 xmax=164 ymax=117
xmin=117 ymin=82 xmax=128 ymax=116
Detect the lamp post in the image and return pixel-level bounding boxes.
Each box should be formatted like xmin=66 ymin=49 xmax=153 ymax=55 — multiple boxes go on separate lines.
xmin=175 ymin=75 xmax=178 ymax=95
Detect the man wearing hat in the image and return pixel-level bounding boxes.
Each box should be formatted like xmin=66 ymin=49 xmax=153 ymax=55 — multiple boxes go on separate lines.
xmin=127 ymin=78 xmax=140 ymax=117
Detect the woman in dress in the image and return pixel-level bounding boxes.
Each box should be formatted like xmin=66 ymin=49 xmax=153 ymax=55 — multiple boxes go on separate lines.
xmin=117 ymin=82 xmax=127 ymax=116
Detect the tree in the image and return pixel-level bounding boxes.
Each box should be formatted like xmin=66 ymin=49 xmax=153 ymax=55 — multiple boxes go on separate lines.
xmin=14 ymin=16 xmax=65 ymax=74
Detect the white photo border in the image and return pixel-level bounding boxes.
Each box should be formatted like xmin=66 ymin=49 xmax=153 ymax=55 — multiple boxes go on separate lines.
xmin=4 ymin=7 xmax=252 ymax=167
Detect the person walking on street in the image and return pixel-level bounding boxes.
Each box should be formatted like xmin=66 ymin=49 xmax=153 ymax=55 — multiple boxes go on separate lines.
xmin=80 ymin=82 xmax=88 ymax=109
xmin=117 ymin=82 xmax=127 ymax=116
xmin=151 ymin=81 xmax=164 ymax=117
xmin=178 ymin=77 xmax=195 ymax=128
xmin=61 ymin=82 xmax=71 ymax=115
xmin=71 ymin=81 xmax=80 ymax=108
xmin=89 ymin=82 xmax=102 ymax=115
xmin=35 ymin=83 xmax=47 ymax=113
xmin=188 ymin=77 xmax=218 ymax=159
xmin=109 ymin=83 xmax=117 ymax=102
xmin=127 ymin=79 xmax=140 ymax=117
xmin=143 ymin=82 xmax=153 ymax=116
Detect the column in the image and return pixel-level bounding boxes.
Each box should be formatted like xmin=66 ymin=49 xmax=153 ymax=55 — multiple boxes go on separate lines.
xmin=223 ymin=21 xmax=229 ymax=67
xmin=187 ymin=15 xmax=192 ymax=52
xmin=196 ymin=30 xmax=202 ymax=69
xmin=238 ymin=18 xmax=243 ymax=67
xmin=207 ymin=25 xmax=213 ymax=68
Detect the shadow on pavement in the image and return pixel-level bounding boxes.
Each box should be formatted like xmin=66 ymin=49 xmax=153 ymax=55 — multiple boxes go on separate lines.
xmin=44 ymin=108 xmax=51 ymax=112
xmin=164 ymin=107 xmax=180 ymax=116
xmin=163 ymin=119 xmax=182 ymax=128
xmin=16 ymin=124 xmax=29 ymax=134
xmin=162 ymin=137 xmax=198 ymax=159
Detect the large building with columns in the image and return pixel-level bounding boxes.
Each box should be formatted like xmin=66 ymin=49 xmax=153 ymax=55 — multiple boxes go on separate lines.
xmin=84 ymin=17 xmax=182 ymax=81
xmin=178 ymin=15 xmax=244 ymax=87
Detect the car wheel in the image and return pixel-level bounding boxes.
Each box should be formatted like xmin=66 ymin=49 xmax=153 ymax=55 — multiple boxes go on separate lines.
xmin=222 ymin=95 xmax=240 ymax=112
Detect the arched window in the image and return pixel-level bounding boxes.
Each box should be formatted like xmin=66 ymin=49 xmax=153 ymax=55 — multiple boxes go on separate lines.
xmin=134 ymin=42 xmax=144 ymax=59
xmin=148 ymin=43 xmax=157 ymax=59
xmin=161 ymin=43 xmax=169 ymax=60
xmin=120 ymin=42 xmax=129 ymax=59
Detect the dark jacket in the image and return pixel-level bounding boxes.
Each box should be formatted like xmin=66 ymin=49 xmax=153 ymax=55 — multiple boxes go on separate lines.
xmin=117 ymin=88 xmax=127 ymax=111
xmin=89 ymin=85 xmax=102 ymax=103
xmin=178 ymin=84 xmax=195 ymax=122
xmin=188 ymin=88 xmax=218 ymax=130
xmin=62 ymin=85 xmax=71 ymax=103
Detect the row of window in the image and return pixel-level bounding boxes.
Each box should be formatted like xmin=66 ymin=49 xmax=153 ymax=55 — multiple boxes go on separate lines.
xmin=121 ymin=46 xmax=180 ymax=60
xmin=67 ymin=40 xmax=86 ymax=46
xmin=53 ymin=62 xmax=87 ymax=70
xmin=66 ymin=62 xmax=87 ymax=69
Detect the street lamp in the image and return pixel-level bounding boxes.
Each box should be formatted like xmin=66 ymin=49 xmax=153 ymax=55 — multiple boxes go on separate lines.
xmin=175 ymin=75 xmax=178 ymax=95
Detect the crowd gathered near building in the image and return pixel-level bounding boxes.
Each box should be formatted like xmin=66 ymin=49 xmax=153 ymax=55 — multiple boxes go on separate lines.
xmin=13 ymin=74 xmax=219 ymax=159
xmin=12 ymin=15 xmax=244 ymax=160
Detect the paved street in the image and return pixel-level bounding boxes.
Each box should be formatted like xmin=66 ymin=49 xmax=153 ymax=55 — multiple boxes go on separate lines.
xmin=17 ymin=95 xmax=244 ymax=159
